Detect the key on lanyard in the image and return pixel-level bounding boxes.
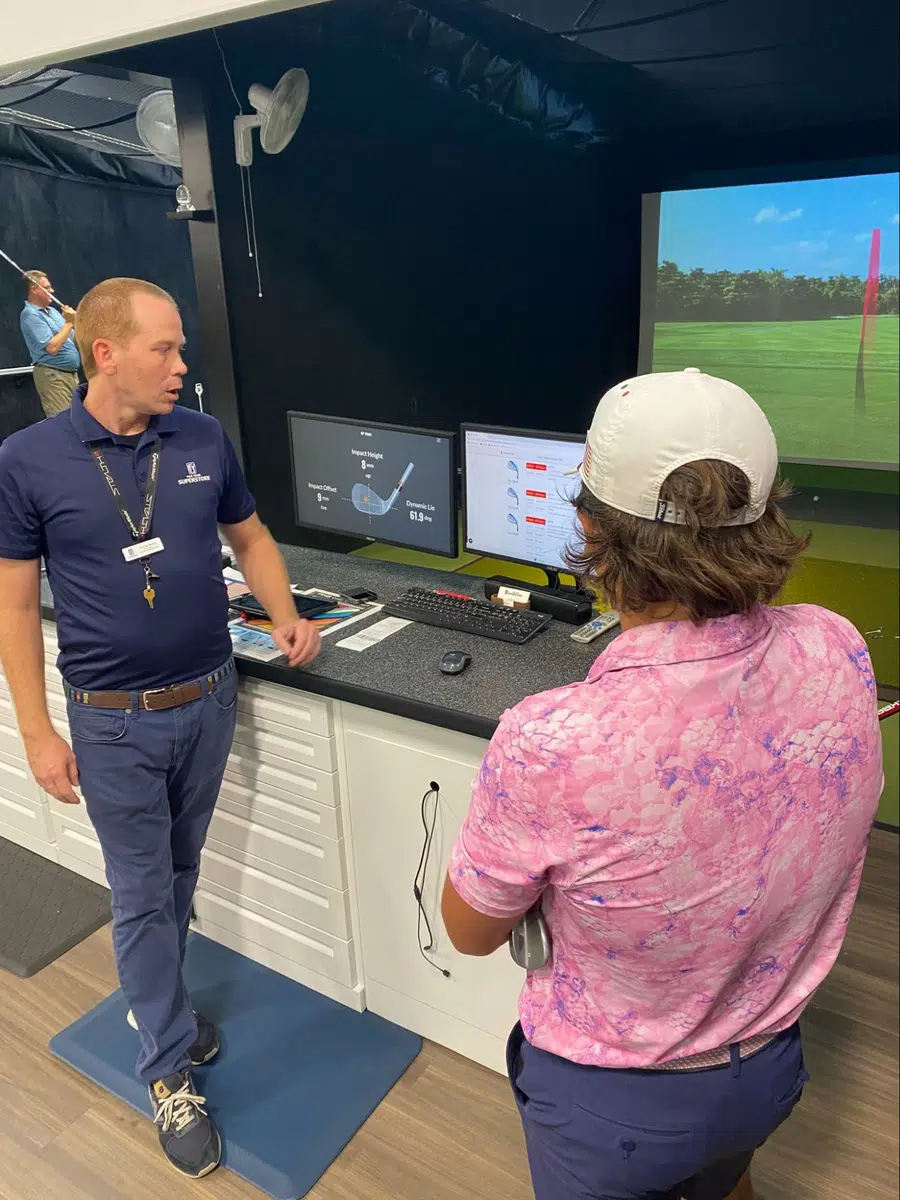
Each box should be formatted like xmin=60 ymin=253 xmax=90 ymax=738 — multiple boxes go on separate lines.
xmin=143 ymin=563 xmax=159 ymax=609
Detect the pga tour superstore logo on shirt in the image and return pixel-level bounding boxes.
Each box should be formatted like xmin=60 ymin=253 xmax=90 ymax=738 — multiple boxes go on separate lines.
xmin=178 ymin=460 xmax=212 ymax=485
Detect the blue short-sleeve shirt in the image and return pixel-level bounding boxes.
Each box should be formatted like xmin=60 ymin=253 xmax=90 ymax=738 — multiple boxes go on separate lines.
xmin=0 ymin=384 xmax=255 ymax=690
xmin=20 ymin=302 xmax=81 ymax=371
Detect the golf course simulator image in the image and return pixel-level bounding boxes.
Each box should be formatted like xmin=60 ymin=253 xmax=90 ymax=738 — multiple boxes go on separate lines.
xmin=643 ymin=170 xmax=899 ymax=468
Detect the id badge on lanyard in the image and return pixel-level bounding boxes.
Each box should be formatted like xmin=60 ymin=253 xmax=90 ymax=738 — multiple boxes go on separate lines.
xmin=90 ymin=438 xmax=164 ymax=608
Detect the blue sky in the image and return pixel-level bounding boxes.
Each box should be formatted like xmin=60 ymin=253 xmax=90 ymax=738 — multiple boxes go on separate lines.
xmin=658 ymin=172 xmax=900 ymax=278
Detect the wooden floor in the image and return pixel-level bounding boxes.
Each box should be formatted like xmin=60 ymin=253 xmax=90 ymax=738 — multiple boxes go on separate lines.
xmin=0 ymin=831 xmax=896 ymax=1200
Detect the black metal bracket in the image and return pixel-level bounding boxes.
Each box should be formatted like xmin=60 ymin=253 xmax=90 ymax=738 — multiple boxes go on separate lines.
xmin=166 ymin=208 xmax=215 ymax=222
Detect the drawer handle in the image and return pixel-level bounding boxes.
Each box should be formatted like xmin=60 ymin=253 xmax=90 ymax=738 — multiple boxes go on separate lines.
xmin=203 ymin=848 xmax=330 ymax=908
xmin=199 ymin=892 xmax=335 ymax=957
xmin=212 ymin=809 xmax=326 ymax=858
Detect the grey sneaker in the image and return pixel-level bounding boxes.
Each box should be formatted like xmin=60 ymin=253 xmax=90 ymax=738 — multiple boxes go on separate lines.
xmin=127 ymin=1009 xmax=220 ymax=1067
xmin=149 ymin=1071 xmax=221 ymax=1178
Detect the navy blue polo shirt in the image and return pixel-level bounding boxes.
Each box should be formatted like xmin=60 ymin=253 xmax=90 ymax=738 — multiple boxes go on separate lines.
xmin=0 ymin=385 xmax=255 ymax=690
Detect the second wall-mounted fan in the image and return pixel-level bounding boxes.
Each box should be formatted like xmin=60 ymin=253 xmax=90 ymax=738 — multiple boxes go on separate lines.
xmin=136 ymin=89 xmax=181 ymax=166
xmin=234 ymin=68 xmax=310 ymax=167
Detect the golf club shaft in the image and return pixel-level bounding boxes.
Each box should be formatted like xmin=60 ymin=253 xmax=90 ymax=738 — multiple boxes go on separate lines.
xmin=384 ymin=463 xmax=415 ymax=512
xmin=0 ymin=248 xmax=69 ymax=310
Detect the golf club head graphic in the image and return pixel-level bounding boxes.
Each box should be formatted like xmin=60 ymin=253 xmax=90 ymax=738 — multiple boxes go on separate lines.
xmin=351 ymin=463 xmax=415 ymax=516
xmin=507 ymin=512 xmax=519 ymax=533
xmin=506 ymin=487 xmax=519 ymax=506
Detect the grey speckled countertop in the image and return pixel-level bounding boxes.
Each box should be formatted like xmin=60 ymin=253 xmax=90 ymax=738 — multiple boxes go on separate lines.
xmin=41 ymin=546 xmax=617 ymax=741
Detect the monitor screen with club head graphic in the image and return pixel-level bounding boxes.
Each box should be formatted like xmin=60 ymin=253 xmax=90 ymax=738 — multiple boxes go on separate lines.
xmin=288 ymin=414 xmax=457 ymax=557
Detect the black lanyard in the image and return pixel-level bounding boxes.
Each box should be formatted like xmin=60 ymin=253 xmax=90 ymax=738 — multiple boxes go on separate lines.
xmin=90 ymin=438 xmax=162 ymax=544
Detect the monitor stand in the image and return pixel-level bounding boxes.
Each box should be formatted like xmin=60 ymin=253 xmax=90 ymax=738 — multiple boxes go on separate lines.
xmin=483 ymin=571 xmax=593 ymax=625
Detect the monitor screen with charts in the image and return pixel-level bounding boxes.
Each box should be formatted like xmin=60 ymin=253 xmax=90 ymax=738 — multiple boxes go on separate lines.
xmin=463 ymin=426 xmax=585 ymax=571
xmin=288 ymin=413 xmax=458 ymax=557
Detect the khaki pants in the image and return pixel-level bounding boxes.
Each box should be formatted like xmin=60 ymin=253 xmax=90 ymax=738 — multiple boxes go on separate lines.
xmin=33 ymin=365 xmax=79 ymax=417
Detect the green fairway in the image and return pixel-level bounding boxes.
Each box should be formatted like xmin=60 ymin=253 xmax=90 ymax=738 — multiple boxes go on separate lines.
xmin=652 ymin=317 xmax=899 ymax=465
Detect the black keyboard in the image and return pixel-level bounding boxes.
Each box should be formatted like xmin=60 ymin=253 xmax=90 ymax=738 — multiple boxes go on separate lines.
xmin=383 ymin=588 xmax=552 ymax=645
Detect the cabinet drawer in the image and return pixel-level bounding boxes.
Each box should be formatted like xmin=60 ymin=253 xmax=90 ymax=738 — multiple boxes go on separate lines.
xmin=50 ymin=790 xmax=92 ymax=827
xmin=0 ymin=785 xmax=53 ymax=842
xmin=0 ymin=755 xmax=38 ymax=805
xmin=0 ymin=690 xmax=19 ymax=734
xmin=238 ymin=678 xmax=332 ymax=738
xmin=43 ymin=667 xmax=64 ymax=696
xmin=199 ymin=844 xmax=350 ymax=939
xmin=0 ymin=726 xmax=28 ymax=773
xmin=206 ymin=808 xmax=346 ymax=891
xmin=45 ymin=689 xmax=69 ymax=721
xmin=231 ymin=717 xmax=336 ymax=774
xmin=53 ymin=814 xmax=107 ymax=875
xmin=193 ymin=888 xmax=355 ymax=987
xmin=217 ymin=776 xmax=342 ymax=842
xmin=225 ymin=748 xmax=338 ymax=809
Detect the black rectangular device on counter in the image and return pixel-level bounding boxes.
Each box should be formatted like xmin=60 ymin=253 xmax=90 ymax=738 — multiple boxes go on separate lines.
xmin=234 ymin=592 xmax=334 ymax=621
xmin=482 ymin=576 xmax=593 ymax=625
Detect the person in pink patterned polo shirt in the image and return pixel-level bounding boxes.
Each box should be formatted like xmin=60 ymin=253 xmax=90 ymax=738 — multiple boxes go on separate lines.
xmin=442 ymin=369 xmax=883 ymax=1200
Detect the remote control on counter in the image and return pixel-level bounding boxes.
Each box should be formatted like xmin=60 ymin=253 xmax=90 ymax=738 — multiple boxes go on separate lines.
xmin=570 ymin=610 xmax=620 ymax=643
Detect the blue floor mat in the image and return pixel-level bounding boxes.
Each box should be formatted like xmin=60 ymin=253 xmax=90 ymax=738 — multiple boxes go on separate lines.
xmin=50 ymin=934 xmax=422 ymax=1199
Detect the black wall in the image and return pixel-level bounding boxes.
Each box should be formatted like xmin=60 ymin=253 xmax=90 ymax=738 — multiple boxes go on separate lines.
xmin=0 ymin=128 xmax=201 ymax=441
xmin=105 ymin=12 xmax=641 ymax=548
xmin=99 ymin=1 xmax=897 ymax=548
xmin=216 ymin=44 xmax=638 ymax=544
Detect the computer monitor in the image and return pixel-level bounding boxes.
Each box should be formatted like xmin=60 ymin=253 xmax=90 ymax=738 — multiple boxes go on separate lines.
xmin=462 ymin=425 xmax=585 ymax=579
xmin=288 ymin=413 xmax=458 ymax=557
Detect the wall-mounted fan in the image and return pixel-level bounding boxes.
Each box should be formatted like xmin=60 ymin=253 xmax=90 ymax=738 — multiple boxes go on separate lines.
xmin=233 ymin=68 xmax=309 ymax=167
xmin=135 ymin=89 xmax=181 ymax=167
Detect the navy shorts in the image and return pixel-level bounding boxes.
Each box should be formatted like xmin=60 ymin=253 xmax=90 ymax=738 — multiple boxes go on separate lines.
xmin=507 ymin=1022 xmax=808 ymax=1200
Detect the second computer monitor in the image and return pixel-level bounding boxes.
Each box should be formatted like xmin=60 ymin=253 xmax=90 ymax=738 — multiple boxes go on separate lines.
xmin=288 ymin=412 xmax=458 ymax=557
xmin=463 ymin=425 xmax=585 ymax=572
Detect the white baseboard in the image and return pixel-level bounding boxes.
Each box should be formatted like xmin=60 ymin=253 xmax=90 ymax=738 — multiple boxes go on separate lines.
xmin=366 ymin=977 xmax=509 ymax=1075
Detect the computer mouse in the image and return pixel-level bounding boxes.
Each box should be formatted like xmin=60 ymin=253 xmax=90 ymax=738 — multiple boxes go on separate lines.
xmin=440 ymin=650 xmax=472 ymax=676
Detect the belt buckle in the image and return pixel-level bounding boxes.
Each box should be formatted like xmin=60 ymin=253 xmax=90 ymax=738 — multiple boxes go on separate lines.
xmin=142 ymin=686 xmax=171 ymax=711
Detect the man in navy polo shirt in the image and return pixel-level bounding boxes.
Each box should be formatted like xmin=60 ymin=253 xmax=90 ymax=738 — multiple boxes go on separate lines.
xmin=0 ymin=277 xmax=319 ymax=1180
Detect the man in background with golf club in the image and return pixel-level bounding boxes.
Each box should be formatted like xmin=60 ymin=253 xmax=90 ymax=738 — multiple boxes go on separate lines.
xmin=19 ymin=269 xmax=81 ymax=416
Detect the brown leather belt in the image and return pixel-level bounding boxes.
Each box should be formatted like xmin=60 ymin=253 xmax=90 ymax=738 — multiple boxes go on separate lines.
xmin=64 ymin=663 xmax=233 ymax=712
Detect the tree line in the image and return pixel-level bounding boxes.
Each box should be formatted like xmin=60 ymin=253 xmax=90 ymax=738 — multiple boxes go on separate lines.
xmin=655 ymin=262 xmax=900 ymax=322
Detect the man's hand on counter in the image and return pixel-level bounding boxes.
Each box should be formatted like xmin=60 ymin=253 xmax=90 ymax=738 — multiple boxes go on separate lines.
xmin=272 ymin=619 xmax=321 ymax=668
xmin=222 ymin=514 xmax=321 ymax=668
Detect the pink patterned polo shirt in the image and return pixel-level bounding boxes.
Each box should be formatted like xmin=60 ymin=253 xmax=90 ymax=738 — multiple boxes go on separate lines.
xmin=448 ymin=604 xmax=883 ymax=1067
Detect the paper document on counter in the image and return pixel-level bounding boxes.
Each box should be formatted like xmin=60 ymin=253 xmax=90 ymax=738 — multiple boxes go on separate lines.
xmin=336 ymin=617 xmax=411 ymax=652
xmin=228 ymin=620 xmax=283 ymax=662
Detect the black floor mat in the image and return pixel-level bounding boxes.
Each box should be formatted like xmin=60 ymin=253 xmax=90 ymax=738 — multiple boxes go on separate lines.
xmin=0 ymin=837 xmax=111 ymax=977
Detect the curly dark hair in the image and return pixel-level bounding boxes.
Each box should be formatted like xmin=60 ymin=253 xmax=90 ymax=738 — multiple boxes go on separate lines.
xmin=566 ymin=460 xmax=810 ymax=622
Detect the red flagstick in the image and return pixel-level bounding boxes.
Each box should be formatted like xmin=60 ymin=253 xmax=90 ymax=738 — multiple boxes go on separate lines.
xmin=855 ymin=228 xmax=881 ymax=412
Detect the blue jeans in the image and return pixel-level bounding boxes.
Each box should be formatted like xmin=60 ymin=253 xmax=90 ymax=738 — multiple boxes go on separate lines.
xmin=67 ymin=661 xmax=238 ymax=1083
xmin=507 ymin=1023 xmax=809 ymax=1200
